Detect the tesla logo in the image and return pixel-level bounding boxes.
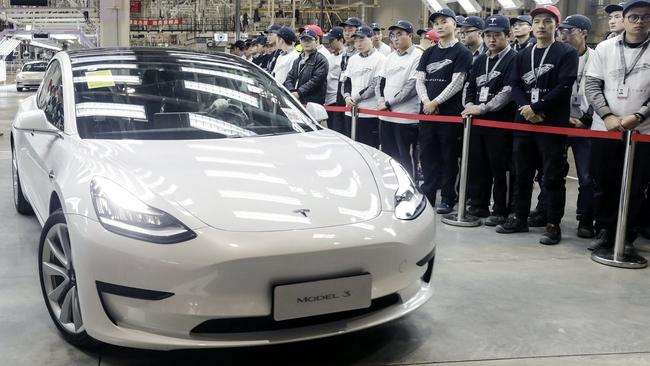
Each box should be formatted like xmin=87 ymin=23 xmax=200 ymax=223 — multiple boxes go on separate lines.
xmin=293 ymin=209 xmax=311 ymax=217
xmin=488 ymin=18 xmax=497 ymax=26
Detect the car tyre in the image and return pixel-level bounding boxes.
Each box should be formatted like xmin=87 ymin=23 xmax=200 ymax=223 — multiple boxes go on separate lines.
xmin=38 ymin=210 xmax=97 ymax=348
xmin=12 ymin=145 xmax=34 ymax=215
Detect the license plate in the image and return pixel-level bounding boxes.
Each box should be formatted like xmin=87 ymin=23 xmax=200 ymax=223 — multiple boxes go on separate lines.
xmin=273 ymin=274 xmax=372 ymax=321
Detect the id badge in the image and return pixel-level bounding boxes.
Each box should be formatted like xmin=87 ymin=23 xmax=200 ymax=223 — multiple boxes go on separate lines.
xmin=531 ymin=88 xmax=540 ymax=103
xmin=479 ymin=87 xmax=490 ymax=102
xmin=617 ymin=83 xmax=629 ymax=99
xmin=572 ymin=94 xmax=583 ymax=106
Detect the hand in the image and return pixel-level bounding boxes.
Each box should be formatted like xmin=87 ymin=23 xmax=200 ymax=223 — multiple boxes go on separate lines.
xmin=603 ymin=114 xmax=624 ymax=132
xmin=291 ymin=91 xmax=300 ymax=100
xmin=345 ymin=96 xmax=357 ymax=107
xmin=423 ymin=100 xmax=439 ymax=115
xmin=518 ymin=105 xmax=536 ymax=121
xmin=461 ymin=105 xmax=482 ymax=117
xmin=378 ymin=101 xmax=389 ymax=111
xmin=569 ymin=117 xmax=586 ymax=129
xmin=620 ymin=114 xmax=641 ymax=131
xmin=529 ymin=114 xmax=545 ymax=124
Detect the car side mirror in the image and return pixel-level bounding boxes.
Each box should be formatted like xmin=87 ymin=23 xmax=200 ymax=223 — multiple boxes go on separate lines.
xmin=305 ymin=103 xmax=328 ymax=124
xmin=13 ymin=109 xmax=63 ymax=138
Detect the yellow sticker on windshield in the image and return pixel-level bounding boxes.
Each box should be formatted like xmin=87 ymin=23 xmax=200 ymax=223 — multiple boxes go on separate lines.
xmin=85 ymin=70 xmax=115 ymax=89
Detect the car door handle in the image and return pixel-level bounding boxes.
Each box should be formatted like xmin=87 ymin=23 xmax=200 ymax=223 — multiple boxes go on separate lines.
xmin=48 ymin=170 xmax=55 ymax=180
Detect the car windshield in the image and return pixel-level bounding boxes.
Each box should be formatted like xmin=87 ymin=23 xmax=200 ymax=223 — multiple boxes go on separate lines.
xmin=70 ymin=49 xmax=321 ymax=140
xmin=23 ymin=63 xmax=47 ymax=72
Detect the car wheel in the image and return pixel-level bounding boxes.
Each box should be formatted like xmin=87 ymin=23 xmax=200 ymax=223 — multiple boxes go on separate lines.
xmin=11 ymin=146 xmax=33 ymax=215
xmin=39 ymin=210 xmax=96 ymax=347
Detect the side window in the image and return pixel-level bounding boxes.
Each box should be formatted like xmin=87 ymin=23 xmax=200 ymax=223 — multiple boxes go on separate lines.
xmin=38 ymin=61 xmax=65 ymax=131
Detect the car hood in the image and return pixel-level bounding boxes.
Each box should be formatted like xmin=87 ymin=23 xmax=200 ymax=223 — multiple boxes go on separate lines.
xmin=84 ymin=130 xmax=382 ymax=232
xmin=17 ymin=71 xmax=45 ymax=79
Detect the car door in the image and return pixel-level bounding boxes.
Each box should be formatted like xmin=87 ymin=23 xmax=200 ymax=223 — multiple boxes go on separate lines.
xmin=23 ymin=60 xmax=65 ymax=220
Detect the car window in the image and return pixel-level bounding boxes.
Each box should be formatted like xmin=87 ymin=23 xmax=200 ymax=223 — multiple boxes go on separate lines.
xmin=38 ymin=61 xmax=65 ymax=130
xmin=22 ymin=63 xmax=47 ymax=72
xmin=70 ymin=51 xmax=321 ymax=140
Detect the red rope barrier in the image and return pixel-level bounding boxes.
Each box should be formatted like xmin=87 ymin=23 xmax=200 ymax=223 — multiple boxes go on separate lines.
xmin=633 ymin=134 xmax=650 ymax=143
xmin=357 ymin=108 xmax=463 ymax=123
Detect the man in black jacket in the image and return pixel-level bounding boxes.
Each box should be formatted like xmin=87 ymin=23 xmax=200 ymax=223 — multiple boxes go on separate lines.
xmin=496 ymin=5 xmax=578 ymax=245
xmin=284 ymin=29 xmax=329 ymax=105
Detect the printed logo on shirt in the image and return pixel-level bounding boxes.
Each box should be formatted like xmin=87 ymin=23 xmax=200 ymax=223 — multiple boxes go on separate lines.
xmin=607 ymin=63 xmax=650 ymax=79
xmin=476 ymin=71 xmax=502 ymax=87
xmin=522 ymin=64 xmax=555 ymax=85
xmin=351 ymin=66 xmax=374 ymax=77
xmin=386 ymin=65 xmax=407 ymax=75
xmin=425 ymin=59 xmax=453 ymax=75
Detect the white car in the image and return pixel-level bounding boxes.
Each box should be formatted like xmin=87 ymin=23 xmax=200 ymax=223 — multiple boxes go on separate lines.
xmin=15 ymin=61 xmax=48 ymax=92
xmin=11 ymin=48 xmax=435 ymax=350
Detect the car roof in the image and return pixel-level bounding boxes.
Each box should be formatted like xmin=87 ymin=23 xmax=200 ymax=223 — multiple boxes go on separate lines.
xmin=64 ymin=47 xmax=246 ymax=67
xmin=24 ymin=60 xmax=48 ymax=65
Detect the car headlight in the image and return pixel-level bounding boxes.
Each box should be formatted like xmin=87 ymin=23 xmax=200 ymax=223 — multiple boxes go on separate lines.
xmin=16 ymin=74 xmax=23 ymax=80
xmin=90 ymin=177 xmax=196 ymax=244
xmin=389 ymin=159 xmax=426 ymax=220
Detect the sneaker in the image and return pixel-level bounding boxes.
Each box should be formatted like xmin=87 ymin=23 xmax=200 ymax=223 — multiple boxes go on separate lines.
xmin=539 ymin=224 xmax=562 ymax=245
xmin=496 ymin=216 xmax=529 ymax=234
xmin=577 ymin=220 xmax=595 ymax=239
xmin=436 ymin=202 xmax=453 ymax=215
xmin=588 ymin=229 xmax=610 ymax=251
xmin=527 ymin=212 xmax=547 ymax=228
xmin=484 ymin=215 xmax=507 ymax=227
xmin=467 ymin=206 xmax=490 ymax=218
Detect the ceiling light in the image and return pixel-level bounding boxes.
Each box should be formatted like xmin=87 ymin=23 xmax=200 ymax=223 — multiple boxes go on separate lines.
xmin=497 ymin=0 xmax=521 ymax=9
xmin=456 ymin=0 xmax=482 ymax=14
xmin=533 ymin=0 xmax=559 ymax=4
xmin=425 ymin=0 xmax=447 ymax=11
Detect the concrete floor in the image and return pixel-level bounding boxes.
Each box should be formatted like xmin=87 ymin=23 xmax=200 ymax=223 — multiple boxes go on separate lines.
xmin=2 ymin=83 xmax=650 ymax=366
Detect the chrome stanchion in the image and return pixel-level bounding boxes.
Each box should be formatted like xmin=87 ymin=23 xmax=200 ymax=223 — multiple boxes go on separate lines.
xmin=592 ymin=130 xmax=647 ymax=269
xmin=350 ymin=105 xmax=358 ymax=141
xmin=442 ymin=116 xmax=481 ymax=227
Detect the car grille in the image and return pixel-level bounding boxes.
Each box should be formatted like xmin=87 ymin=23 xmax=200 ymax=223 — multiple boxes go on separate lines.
xmin=190 ymin=293 xmax=400 ymax=334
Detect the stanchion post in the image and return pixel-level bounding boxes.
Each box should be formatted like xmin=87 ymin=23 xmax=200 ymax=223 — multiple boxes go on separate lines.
xmin=592 ymin=130 xmax=647 ymax=269
xmin=441 ymin=115 xmax=481 ymax=227
xmin=351 ymin=105 xmax=358 ymax=141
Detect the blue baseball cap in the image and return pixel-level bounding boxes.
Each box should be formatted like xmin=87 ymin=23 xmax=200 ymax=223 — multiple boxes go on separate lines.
xmin=299 ymin=29 xmax=318 ymax=40
xmin=559 ymin=14 xmax=592 ymax=32
xmin=277 ymin=26 xmax=297 ymax=44
xmin=368 ymin=22 xmax=385 ymax=31
xmin=459 ymin=15 xmax=485 ymax=30
xmin=429 ymin=8 xmax=457 ymax=23
xmin=339 ymin=16 xmax=362 ymax=27
xmin=388 ymin=20 xmax=415 ymax=34
xmin=605 ymin=2 xmax=626 ymax=13
xmin=264 ymin=24 xmax=282 ymax=34
xmin=352 ymin=25 xmax=374 ymax=38
xmin=324 ymin=26 xmax=344 ymax=40
xmin=624 ymin=0 xmax=650 ymax=14
xmin=455 ymin=15 xmax=466 ymax=24
xmin=416 ymin=27 xmax=431 ymax=36
xmin=253 ymin=35 xmax=268 ymax=45
xmin=484 ymin=15 xmax=510 ymax=33
xmin=510 ymin=15 xmax=532 ymax=26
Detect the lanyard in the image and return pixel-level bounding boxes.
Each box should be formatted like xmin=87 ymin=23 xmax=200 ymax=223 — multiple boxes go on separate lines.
xmin=294 ymin=54 xmax=310 ymax=89
xmin=531 ymin=42 xmax=553 ymax=86
xmin=484 ymin=48 xmax=508 ymax=84
xmin=576 ymin=48 xmax=590 ymax=91
xmin=619 ymin=37 xmax=650 ymax=85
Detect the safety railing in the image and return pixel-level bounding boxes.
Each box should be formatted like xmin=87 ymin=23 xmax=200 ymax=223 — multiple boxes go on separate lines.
xmin=323 ymin=105 xmax=648 ymax=270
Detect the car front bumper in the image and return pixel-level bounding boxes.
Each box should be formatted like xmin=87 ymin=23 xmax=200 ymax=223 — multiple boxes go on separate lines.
xmin=66 ymin=208 xmax=436 ymax=350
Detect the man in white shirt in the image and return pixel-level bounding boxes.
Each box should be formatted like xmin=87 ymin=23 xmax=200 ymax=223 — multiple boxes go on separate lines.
xmin=272 ymin=26 xmax=299 ymax=85
xmin=341 ymin=25 xmax=387 ymax=148
xmin=333 ymin=17 xmax=362 ymax=136
xmin=585 ymin=0 xmax=650 ymax=252
xmin=376 ymin=20 xmax=422 ymax=176
xmin=369 ymin=23 xmax=393 ymax=56
xmin=323 ymin=27 xmax=345 ymax=128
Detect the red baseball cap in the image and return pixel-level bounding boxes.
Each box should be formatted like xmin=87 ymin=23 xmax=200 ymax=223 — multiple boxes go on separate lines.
xmin=424 ymin=30 xmax=440 ymax=42
xmin=298 ymin=24 xmax=324 ymax=37
xmin=530 ymin=5 xmax=561 ymax=23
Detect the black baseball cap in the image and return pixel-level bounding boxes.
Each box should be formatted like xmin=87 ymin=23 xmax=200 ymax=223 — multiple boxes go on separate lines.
xmin=429 ymin=8 xmax=457 ymax=23
xmin=624 ymin=0 xmax=650 ymax=14
xmin=455 ymin=15 xmax=466 ymax=24
xmin=264 ymin=24 xmax=282 ymax=34
xmin=388 ymin=20 xmax=415 ymax=34
xmin=253 ymin=35 xmax=268 ymax=45
xmin=231 ymin=40 xmax=246 ymax=49
xmin=324 ymin=26 xmax=345 ymax=40
xmin=416 ymin=27 xmax=431 ymax=36
xmin=368 ymin=22 xmax=385 ymax=31
xmin=459 ymin=15 xmax=485 ymax=30
xmin=277 ymin=26 xmax=298 ymax=44
xmin=510 ymin=15 xmax=533 ymax=26
xmin=352 ymin=25 xmax=374 ymax=38
xmin=559 ymin=15 xmax=592 ymax=32
xmin=299 ymin=29 xmax=318 ymax=40
xmin=339 ymin=16 xmax=362 ymax=27
xmin=605 ymin=2 xmax=626 ymax=13
xmin=484 ymin=15 xmax=510 ymax=33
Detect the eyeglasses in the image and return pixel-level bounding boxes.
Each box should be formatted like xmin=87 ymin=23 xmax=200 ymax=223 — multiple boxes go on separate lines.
xmin=627 ymin=14 xmax=650 ymax=23
xmin=458 ymin=29 xmax=480 ymax=36
xmin=559 ymin=28 xmax=579 ymax=36
xmin=389 ymin=32 xmax=407 ymax=39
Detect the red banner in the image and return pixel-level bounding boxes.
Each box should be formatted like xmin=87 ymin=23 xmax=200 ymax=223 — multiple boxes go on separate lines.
xmin=129 ymin=18 xmax=183 ymax=26
xmin=129 ymin=0 xmax=141 ymax=13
